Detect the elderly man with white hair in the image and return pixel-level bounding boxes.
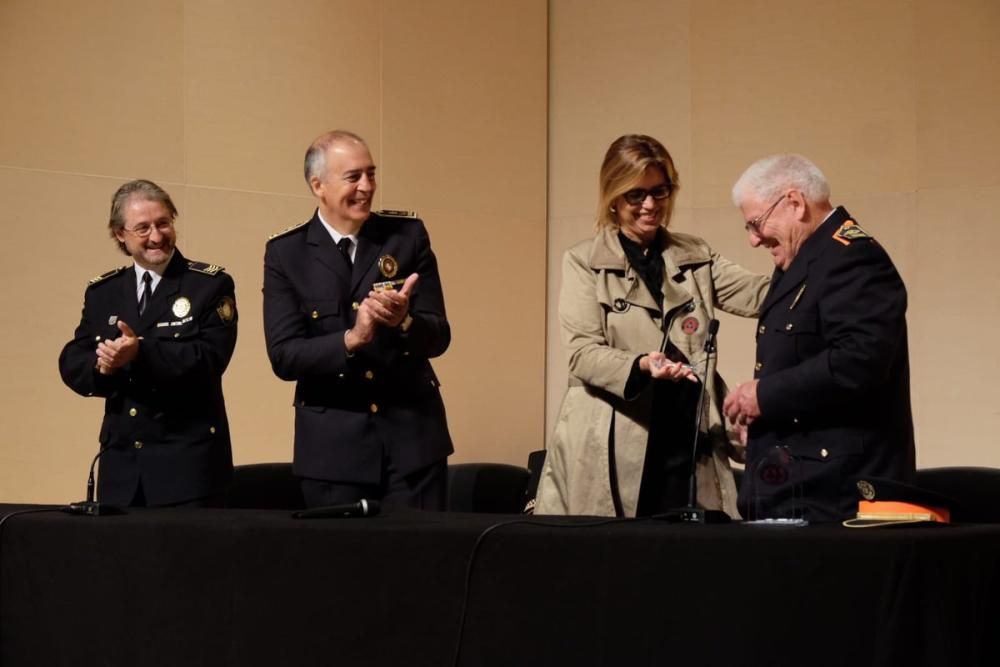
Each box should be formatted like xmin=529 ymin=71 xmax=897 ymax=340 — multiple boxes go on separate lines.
xmin=723 ymin=154 xmax=915 ymax=522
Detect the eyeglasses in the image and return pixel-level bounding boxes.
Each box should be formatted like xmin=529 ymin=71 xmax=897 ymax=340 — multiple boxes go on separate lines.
xmin=123 ymin=219 xmax=174 ymax=238
xmin=621 ymin=183 xmax=672 ymax=206
xmin=744 ymin=195 xmax=784 ymax=235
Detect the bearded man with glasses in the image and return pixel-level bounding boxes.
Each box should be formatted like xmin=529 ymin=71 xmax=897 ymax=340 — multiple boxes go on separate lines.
xmin=59 ymin=179 xmax=238 ymax=508
xmin=723 ymin=154 xmax=915 ymax=522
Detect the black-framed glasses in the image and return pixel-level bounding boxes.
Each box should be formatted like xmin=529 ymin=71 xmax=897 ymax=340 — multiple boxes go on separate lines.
xmin=123 ymin=219 xmax=174 ymax=238
xmin=744 ymin=195 xmax=784 ymax=235
xmin=621 ymin=183 xmax=672 ymax=205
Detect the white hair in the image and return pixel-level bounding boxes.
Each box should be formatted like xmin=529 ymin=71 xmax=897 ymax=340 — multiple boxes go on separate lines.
xmin=731 ymin=154 xmax=831 ymax=206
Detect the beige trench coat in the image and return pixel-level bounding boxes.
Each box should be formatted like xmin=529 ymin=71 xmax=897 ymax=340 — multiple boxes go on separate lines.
xmin=535 ymin=227 xmax=769 ymax=517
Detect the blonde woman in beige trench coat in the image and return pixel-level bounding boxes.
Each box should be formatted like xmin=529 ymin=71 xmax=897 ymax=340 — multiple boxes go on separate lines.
xmin=535 ymin=135 xmax=769 ymax=518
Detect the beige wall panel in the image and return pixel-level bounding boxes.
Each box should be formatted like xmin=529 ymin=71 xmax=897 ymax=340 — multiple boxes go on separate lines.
xmin=180 ymin=186 xmax=315 ymax=465
xmin=379 ymin=0 xmax=547 ymax=216
xmin=547 ymin=0 xmax=692 ymax=439
xmin=549 ymin=0 xmax=692 ymax=219
xmin=690 ymin=0 xmax=917 ymax=208
xmin=381 ymin=1 xmax=548 ymax=465
xmin=0 ymin=0 xmax=185 ymax=182
xmin=915 ymin=0 xmax=1000 ymax=189
xmin=183 ymin=0 xmax=382 ymax=196
xmin=909 ymin=187 xmax=1000 ymax=468
xmin=0 ymin=168 xmax=161 ymax=502
xmin=424 ymin=207 xmax=546 ymax=465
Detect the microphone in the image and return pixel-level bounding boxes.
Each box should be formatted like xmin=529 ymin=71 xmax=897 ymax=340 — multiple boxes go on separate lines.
xmin=63 ymin=447 xmax=124 ymax=516
xmin=292 ymin=499 xmax=381 ymax=519
xmin=657 ymin=319 xmax=730 ymax=523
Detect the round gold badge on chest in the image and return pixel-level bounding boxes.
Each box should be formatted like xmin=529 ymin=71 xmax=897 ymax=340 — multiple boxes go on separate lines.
xmin=172 ymin=297 xmax=192 ymax=318
xmin=378 ymin=255 xmax=399 ymax=279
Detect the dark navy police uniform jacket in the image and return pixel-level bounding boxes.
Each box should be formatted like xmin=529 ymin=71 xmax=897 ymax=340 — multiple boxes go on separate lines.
xmin=739 ymin=207 xmax=915 ymax=522
xmin=59 ymin=250 xmax=237 ymax=506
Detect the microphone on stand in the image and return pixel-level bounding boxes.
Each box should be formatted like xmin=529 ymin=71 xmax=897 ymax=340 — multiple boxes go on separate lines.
xmin=63 ymin=447 xmax=123 ymax=516
xmin=657 ymin=319 xmax=730 ymax=523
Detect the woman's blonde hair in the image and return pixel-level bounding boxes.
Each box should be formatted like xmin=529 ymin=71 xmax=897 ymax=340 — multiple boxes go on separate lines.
xmin=596 ymin=134 xmax=678 ymax=230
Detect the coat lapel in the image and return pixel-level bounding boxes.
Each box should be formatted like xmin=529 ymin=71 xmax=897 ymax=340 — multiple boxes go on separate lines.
xmin=758 ymin=207 xmax=851 ymax=317
xmin=351 ymin=217 xmax=384 ymax=297
xmin=661 ymin=234 xmax=707 ymax=312
xmin=305 ymin=215 xmax=352 ymax=287
xmin=121 ymin=265 xmax=140 ymax=326
xmin=589 ymin=227 xmax=661 ymax=314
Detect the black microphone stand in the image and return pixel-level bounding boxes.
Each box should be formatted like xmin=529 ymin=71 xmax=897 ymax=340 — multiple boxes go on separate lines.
xmin=64 ymin=448 xmax=123 ymax=516
xmin=658 ymin=319 xmax=730 ymax=523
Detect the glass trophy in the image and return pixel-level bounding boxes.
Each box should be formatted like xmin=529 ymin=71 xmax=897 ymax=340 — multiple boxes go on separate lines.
xmin=743 ymin=445 xmax=808 ymax=526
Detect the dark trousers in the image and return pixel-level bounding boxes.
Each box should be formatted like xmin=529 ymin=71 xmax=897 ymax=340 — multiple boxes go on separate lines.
xmin=300 ymin=460 xmax=447 ymax=511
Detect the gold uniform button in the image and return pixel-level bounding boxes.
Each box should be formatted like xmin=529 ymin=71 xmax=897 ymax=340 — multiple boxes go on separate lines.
xmin=758 ymin=325 xmax=766 ymax=334
xmin=785 ymin=323 xmax=794 ymax=331
xmin=134 ymin=441 xmax=143 ymax=449
xmin=311 ymin=310 xmax=319 ymax=319
xmin=128 ymin=408 xmax=137 ymax=417
xmin=364 ymin=370 xmax=374 ymax=380
xmin=820 ymin=448 xmax=829 ymax=459
xmin=369 ymin=403 xmax=379 ymax=414
xmin=754 ymin=361 xmax=763 ymax=371
xmin=210 ymin=426 xmax=216 ymax=435
xmin=352 ymin=302 xmax=360 ymax=311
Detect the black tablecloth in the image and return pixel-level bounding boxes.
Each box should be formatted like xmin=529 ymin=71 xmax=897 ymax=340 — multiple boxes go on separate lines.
xmin=2 ymin=504 xmax=998 ymax=667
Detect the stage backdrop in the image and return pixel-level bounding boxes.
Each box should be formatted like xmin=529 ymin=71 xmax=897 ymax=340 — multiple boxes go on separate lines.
xmin=1 ymin=0 xmax=999 ymax=504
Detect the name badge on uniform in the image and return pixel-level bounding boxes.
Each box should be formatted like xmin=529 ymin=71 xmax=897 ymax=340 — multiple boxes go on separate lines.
xmin=373 ymin=279 xmax=406 ymax=293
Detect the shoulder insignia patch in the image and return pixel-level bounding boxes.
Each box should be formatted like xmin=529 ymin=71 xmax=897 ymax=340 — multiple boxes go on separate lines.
xmin=88 ymin=266 xmax=127 ymax=286
xmin=376 ymin=209 xmax=417 ymax=218
xmin=267 ymin=220 xmax=309 ymax=241
xmin=188 ymin=261 xmax=224 ymax=276
xmin=216 ymin=296 xmax=236 ymax=324
xmin=833 ymin=219 xmax=872 ymax=246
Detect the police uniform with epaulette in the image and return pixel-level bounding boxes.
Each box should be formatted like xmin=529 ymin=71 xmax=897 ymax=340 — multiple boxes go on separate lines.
xmin=58 ymin=250 xmax=238 ymax=506
xmin=739 ymin=206 xmax=915 ymax=522
xmin=263 ymin=209 xmax=452 ymax=504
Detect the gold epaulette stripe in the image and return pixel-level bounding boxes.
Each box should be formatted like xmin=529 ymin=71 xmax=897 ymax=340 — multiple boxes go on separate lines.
xmin=377 ymin=209 xmax=417 ymax=218
xmin=188 ymin=261 xmax=224 ymax=276
xmin=267 ymin=220 xmax=309 ymax=241
xmin=88 ymin=266 xmax=127 ymax=286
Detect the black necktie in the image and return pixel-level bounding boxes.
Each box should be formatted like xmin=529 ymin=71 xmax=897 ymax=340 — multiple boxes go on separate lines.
xmin=138 ymin=272 xmax=153 ymax=316
xmin=337 ymin=237 xmax=353 ymax=266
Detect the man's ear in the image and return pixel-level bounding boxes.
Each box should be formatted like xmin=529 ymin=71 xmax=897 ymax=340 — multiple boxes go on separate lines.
xmin=786 ymin=189 xmax=809 ymax=222
xmin=309 ymin=176 xmax=324 ymax=199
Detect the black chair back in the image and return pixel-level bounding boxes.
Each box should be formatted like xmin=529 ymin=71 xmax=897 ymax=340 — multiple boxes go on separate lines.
xmin=226 ymin=463 xmax=305 ymax=510
xmin=916 ymin=467 xmax=1000 ymax=523
xmin=447 ymin=463 xmax=530 ymax=513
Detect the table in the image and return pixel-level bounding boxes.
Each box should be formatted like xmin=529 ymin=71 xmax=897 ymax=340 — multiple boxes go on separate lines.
xmin=2 ymin=504 xmax=998 ymax=666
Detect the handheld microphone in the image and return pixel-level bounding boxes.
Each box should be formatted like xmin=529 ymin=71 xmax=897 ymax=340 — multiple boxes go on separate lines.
xmin=63 ymin=447 xmax=123 ymax=516
xmin=292 ymin=499 xmax=381 ymax=519
xmin=658 ymin=319 xmax=730 ymax=523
